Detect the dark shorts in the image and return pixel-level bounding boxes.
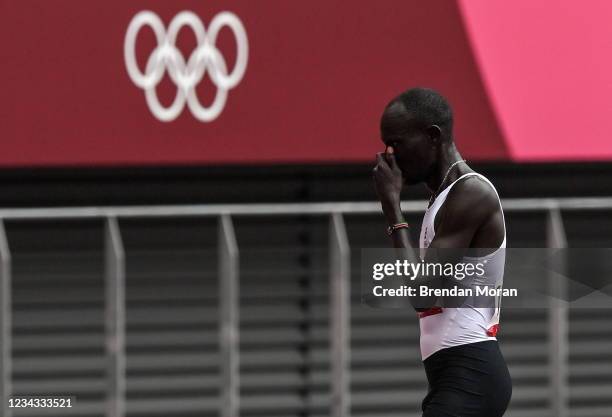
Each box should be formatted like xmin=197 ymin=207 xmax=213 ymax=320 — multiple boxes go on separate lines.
xmin=422 ymin=340 xmax=512 ymax=417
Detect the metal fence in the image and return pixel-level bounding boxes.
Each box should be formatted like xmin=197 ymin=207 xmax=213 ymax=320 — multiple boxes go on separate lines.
xmin=1 ymin=197 xmax=612 ymax=417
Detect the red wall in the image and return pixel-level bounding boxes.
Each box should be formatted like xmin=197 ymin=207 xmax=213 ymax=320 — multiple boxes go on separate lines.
xmin=6 ymin=0 xmax=611 ymax=167
xmin=1 ymin=0 xmax=508 ymax=167
xmin=8 ymin=0 xmax=612 ymax=167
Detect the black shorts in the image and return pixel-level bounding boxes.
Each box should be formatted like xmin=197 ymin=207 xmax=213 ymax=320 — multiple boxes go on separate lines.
xmin=422 ymin=340 xmax=512 ymax=417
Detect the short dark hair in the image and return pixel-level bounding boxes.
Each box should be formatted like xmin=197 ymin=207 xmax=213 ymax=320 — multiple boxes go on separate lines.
xmin=390 ymin=87 xmax=454 ymax=139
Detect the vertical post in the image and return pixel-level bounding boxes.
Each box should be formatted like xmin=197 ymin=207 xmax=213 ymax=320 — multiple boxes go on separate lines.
xmin=105 ymin=217 xmax=126 ymax=417
xmin=330 ymin=213 xmax=351 ymax=417
xmin=547 ymin=207 xmax=569 ymax=417
xmin=219 ymin=214 xmax=239 ymax=417
xmin=0 ymin=220 xmax=12 ymax=417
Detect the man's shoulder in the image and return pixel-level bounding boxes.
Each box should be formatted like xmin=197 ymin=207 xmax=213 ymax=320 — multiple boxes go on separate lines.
xmin=444 ymin=173 xmax=500 ymax=220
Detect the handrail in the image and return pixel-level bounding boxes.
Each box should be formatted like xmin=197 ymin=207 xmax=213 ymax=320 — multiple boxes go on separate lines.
xmin=0 ymin=197 xmax=611 ymax=220
xmin=1 ymin=197 xmax=600 ymax=417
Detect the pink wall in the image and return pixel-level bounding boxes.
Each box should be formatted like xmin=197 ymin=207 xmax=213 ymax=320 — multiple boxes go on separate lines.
xmin=459 ymin=0 xmax=612 ymax=161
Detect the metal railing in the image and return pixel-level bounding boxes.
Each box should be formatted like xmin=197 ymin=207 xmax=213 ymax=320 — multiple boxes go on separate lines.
xmin=1 ymin=197 xmax=612 ymax=417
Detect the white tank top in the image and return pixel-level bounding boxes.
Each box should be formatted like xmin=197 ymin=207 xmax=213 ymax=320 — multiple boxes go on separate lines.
xmin=417 ymin=172 xmax=506 ymax=360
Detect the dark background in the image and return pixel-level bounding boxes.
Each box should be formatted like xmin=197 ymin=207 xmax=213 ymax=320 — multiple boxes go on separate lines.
xmin=0 ymin=162 xmax=609 ymax=208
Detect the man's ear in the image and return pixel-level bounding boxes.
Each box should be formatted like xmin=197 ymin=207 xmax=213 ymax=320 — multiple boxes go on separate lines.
xmin=425 ymin=124 xmax=442 ymax=144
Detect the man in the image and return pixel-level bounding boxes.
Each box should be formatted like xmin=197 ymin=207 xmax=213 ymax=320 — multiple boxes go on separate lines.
xmin=372 ymin=87 xmax=512 ymax=417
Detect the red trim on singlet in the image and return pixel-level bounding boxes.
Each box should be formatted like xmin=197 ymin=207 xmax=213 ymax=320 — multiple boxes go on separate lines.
xmin=417 ymin=307 xmax=443 ymax=319
xmin=487 ymin=324 xmax=500 ymax=337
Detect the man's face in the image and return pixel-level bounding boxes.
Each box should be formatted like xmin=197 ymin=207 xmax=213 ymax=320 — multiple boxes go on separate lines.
xmin=380 ymin=103 xmax=436 ymax=185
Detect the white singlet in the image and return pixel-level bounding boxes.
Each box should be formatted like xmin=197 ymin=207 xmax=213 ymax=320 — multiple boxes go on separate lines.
xmin=417 ymin=172 xmax=506 ymax=360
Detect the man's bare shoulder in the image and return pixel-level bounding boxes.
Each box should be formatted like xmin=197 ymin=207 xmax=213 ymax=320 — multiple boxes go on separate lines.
xmin=439 ymin=174 xmax=500 ymax=227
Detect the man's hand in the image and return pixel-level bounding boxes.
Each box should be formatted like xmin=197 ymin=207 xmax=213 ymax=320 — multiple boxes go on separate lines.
xmin=372 ymin=147 xmax=417 ymax=291
xmin=373 ymin=148 xmax=403 ymax=222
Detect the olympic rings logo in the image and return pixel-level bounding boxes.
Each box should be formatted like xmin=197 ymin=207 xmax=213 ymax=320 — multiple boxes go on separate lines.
xmin=124 ymin=10 xmax=248 ymax=122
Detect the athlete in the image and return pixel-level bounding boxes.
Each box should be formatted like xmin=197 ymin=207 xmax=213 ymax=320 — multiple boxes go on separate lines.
xmin=372 ymin=87 xmax=512 ymax=417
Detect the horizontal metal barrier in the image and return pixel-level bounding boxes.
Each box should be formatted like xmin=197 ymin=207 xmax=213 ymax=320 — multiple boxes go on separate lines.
xmin=0 ymin=196 xmax=611 ymax=220
xmin=1 ymin=197 xmax=612 ymax=417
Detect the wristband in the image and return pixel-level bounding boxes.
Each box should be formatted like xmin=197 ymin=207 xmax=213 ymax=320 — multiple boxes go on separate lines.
xmin=386 ymin=222 xmax=409 ymax=236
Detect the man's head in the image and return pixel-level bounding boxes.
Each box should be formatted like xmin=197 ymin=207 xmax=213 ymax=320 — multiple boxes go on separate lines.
xmin=380 ymin=87 xmax=454 ymax=184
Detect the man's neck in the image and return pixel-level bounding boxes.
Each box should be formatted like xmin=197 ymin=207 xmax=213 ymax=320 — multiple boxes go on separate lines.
xmin=426 ymin=144 xmax=467 ymax=193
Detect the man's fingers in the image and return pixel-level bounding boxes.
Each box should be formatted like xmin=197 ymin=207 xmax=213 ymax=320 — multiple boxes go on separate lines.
xmin=376 ymin=153 xmax=392 ymax=173
xmin=383 ymin=147 xmax=399 ymax=170
xmin=372 ymin=164 xmax=387 ymax=180
xmin=387 ymin=152 xmax=400 ymax=170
